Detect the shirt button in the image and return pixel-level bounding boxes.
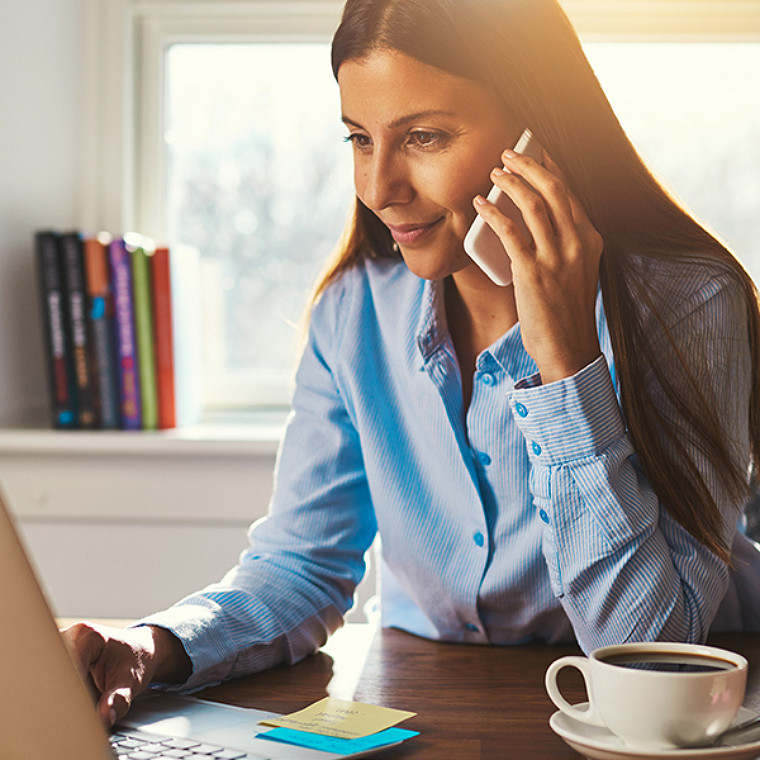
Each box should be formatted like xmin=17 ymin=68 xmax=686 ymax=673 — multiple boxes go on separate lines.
xmin=473 ymin=531 xmax=485 ymax=547
xmin=539 ymin=509 xmax=550 ymax=524
xmin=531 ymin=441 xmax=542 ymax=456
xmin=465 ymin=623 xmax=480 ymax=633
xmin=476 ymin=451 xmax=491 ymax=466
xmin=480 ymin=372 xmax=495 ymax=386
xmin=515 ymin=402 xmax=528 ymax=418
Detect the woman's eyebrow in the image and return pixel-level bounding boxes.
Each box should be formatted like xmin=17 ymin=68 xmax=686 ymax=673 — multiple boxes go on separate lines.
xmin=342 ymin=110 xmax=456 ymax=130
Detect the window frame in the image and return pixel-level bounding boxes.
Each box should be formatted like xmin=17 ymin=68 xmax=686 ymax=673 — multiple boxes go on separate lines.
xmin=84 ymin=0 xmax=760 ymax=412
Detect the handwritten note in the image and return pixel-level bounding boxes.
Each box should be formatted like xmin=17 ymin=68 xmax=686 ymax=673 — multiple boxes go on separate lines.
xmin=258 ymin=697 xmax=416 ymax=739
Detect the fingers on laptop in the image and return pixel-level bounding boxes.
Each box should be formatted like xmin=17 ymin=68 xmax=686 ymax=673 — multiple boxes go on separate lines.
xmin=105 ymin=686 xmax=134 ymax=726
xmin=60 ymin=622 xmax=149 ymax=727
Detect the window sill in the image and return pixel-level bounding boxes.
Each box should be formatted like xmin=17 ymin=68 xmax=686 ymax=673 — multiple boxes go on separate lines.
xmin=0 ymin=411 xmax=288 ymax=458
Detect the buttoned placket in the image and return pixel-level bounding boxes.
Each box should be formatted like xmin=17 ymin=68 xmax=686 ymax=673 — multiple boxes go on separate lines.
xmin=416 ymin=282 xmax=492 ymax=641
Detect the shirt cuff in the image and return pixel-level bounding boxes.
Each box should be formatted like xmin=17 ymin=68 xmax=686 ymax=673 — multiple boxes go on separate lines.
xmin=132 ymin=601 xmax=250 ymax=692
xmin=509 ymin=354 xmax=625 ymax=465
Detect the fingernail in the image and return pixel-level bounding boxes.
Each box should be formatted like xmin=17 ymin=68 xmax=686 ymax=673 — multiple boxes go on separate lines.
xmin=474 ymin=195 xmax=487 ymax=206
xmin=502 ymin=148 xmax=517 ymax=159
xmin=492 ymin=167 xmax=508 ymax=177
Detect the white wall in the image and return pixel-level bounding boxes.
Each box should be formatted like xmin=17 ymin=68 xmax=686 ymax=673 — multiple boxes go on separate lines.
xmin=0 ymin=0 xmax=269 ymax=620
xmin=0 ymin=0 xmax=283 ymax=619
xmin=3 ymin=436 xmax=275 ymax=619
xmin=0 ymin=0 xmax=87 ymax=425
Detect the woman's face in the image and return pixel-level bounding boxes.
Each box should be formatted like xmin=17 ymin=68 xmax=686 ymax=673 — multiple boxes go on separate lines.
xmin=338 ymin=48 xmax=522 ymax=281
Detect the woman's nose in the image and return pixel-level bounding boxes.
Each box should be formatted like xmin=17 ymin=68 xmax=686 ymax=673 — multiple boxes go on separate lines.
xmin=359 ymin=151 xmax=414 ymax=211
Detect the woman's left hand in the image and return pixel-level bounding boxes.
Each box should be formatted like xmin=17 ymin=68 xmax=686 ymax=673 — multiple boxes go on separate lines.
xmin=473 ymin=148 xmax=604 ymax=384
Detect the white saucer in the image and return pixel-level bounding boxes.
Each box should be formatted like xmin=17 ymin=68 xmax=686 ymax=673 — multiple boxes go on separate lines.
xmin=549 ymin=705 xmax=760 ymax=760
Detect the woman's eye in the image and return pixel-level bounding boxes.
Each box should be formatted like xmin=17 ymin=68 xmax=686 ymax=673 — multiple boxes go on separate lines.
xmin=408 ymin=131 xmax=445 ymax=149
xmin=344 ymin=133 xmax=372 ymax=149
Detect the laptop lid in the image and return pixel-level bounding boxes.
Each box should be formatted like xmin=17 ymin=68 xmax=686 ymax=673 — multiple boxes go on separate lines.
xmin=0 ymin=491 xmax=113 ymax=759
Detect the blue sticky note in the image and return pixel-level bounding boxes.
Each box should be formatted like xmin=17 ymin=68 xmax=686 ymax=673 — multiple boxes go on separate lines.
xmin=258 ymin=726 xmax=419 ymax=754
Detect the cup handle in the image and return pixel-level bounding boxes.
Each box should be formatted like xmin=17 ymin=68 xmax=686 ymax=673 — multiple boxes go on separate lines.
xmin=545 ymin=656 xmax=604 ymax=726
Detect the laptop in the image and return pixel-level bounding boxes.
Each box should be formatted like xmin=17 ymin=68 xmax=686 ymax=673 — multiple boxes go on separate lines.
xmin=0 ymin=492 xmax=403 ymax=759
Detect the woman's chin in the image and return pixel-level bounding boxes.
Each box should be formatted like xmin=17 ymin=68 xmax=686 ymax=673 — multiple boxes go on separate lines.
xmin=398 ymin=250 xmax=470 ymax=282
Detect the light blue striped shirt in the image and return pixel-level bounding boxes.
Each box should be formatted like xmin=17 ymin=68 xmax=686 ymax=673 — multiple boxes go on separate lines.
xmin=142 ymin=256 xmax=760 ymax=690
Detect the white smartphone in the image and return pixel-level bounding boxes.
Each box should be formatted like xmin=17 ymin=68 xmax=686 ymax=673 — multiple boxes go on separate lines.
xmin=463 ymin=128 xmax=543 ymax=286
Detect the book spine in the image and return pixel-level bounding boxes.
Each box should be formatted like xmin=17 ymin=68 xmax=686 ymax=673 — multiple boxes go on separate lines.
xmin=83 ymin=235 xmax=120 ymax=429
xmin=34 ymin=231 xmax=77 ymax=428
xmin=131 ymin=243 xmax=158 ymax=430
xmin=151 ymin=247 xmax=176 ymax=429
xmin=60 ymin=231 xmax=97 ymax=428
xmin=108 ymin=237 xmax=142 ymax=430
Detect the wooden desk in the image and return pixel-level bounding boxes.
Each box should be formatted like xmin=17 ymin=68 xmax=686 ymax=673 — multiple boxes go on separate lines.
xmin=193 ymin=626 xmax=760 ymax=759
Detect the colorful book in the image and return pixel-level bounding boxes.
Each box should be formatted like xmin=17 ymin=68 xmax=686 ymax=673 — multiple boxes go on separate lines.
xmin=108 ymin=236 xmax=141 ymax=430
xmin=83 ymin=234 xmax=120 ymax=429
xmin=60 ymin=231 xmax=97 ymax=428
xmin=151 ymin=246 xmax=177 ymax=429
xmin=130 ymin=240 xmax=158 ymax=430
xmin=35 ymin=231 xmax=77 ymax=428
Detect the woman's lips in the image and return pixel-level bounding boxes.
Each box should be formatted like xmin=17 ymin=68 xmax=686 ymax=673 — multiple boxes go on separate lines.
xmin=386 ymin=218 xmax=443 ymax=245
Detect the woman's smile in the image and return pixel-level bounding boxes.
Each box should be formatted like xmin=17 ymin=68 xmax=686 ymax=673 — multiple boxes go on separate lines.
xmin=385 ymin=218 xmax=444 ymax=245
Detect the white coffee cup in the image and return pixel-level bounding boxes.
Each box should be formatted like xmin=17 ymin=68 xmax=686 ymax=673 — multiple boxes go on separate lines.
xmin=545 ymin=642 xmax=747 ymax=750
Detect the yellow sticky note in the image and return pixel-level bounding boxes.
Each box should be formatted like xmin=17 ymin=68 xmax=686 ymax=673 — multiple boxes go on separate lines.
xmin=258 ymin=697 xmax=416 ymax=739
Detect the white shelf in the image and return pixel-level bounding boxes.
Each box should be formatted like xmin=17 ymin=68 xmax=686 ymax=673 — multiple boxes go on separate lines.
xmin=0 ymin=415 xmax=287 ymax=457
xmin=0 ymin=414 xmax=285 ymax=524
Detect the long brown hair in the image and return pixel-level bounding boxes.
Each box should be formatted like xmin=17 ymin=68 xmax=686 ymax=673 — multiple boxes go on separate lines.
xmin=317 ymin=0 xmax=760 ymax=561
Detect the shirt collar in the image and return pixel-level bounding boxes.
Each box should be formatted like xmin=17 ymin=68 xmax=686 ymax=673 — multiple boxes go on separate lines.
xmin=414 ymin=278 xmax=607 ymax=386
xmin=416 ymin=279 xmax=447 ymax=360
xmin=414 ymin=277 xmax=539 ymax=381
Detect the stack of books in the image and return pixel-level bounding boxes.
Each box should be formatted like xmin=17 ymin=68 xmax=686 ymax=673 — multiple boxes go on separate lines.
xmin=35 ymin=230 xmax=202 ymax=430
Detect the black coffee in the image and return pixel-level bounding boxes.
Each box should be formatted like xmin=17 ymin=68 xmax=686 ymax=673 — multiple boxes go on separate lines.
xmin=601 ymin=653 xmax=735 ymax=674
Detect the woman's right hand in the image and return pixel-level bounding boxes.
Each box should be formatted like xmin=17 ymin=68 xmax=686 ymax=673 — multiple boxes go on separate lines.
xmin=61 ymin=622 xmax=192 ymax=728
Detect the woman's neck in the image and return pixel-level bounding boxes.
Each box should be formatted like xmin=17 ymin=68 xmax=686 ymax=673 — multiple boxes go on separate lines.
xmin=445 ymin=269 xmax=518 ymax=407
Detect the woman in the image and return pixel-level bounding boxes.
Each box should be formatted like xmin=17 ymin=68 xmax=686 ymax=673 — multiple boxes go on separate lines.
xmin=65 ymin=0 xmax=760 ymax=727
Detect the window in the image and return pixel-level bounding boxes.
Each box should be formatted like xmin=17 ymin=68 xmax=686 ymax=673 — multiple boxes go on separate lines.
xmin=163 ymin=43 xmax=353 ymax=408
xmin=97 ymin=1 xmax=760 ymax=414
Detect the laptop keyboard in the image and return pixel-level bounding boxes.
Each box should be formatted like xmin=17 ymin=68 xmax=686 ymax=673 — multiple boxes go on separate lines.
xmin=110 ymin=728 xmax=270 ymax=759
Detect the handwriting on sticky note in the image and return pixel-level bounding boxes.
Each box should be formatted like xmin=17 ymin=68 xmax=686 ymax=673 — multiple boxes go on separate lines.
xmin=258 ymin=697 xmax=416 ymax=739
